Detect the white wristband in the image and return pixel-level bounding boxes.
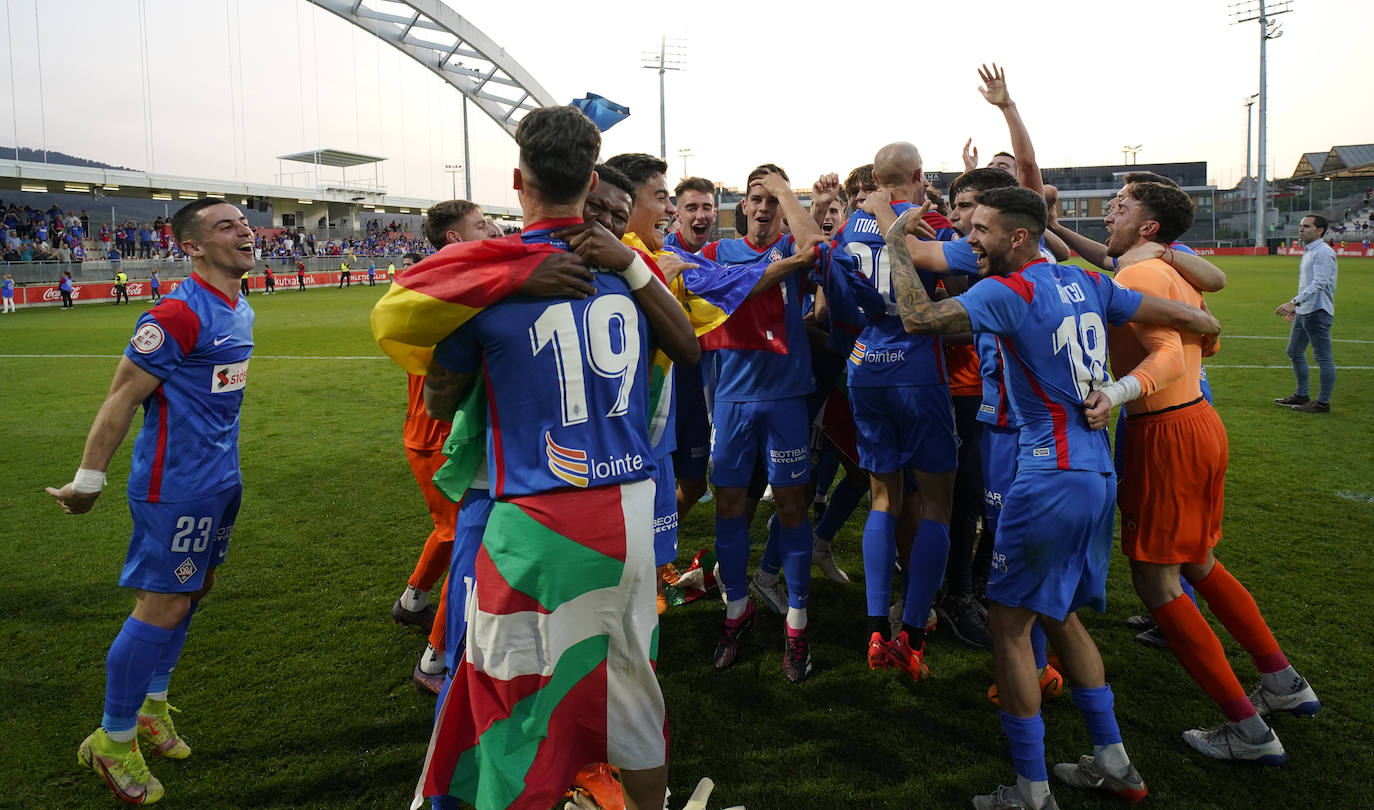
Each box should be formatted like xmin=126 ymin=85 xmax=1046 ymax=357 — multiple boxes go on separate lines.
xmin=72 ymin=467 xmax=107 ymax=494
xmin=1098 ymin=375 xmax=1143 ymax=409
xmin=620 ymin=253 xmax=654 ymax=291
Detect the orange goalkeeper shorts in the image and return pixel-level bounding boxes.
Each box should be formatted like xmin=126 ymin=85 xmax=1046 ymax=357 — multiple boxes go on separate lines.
xmin=1118 ymin=398 xmax=1228 ymax=565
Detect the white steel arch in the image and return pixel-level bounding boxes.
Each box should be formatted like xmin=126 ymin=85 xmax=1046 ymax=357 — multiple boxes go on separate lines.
xmin=307 ymin=0 xmax=556 ymax=138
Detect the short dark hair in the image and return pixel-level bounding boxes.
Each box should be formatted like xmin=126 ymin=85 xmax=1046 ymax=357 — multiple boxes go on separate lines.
xmin=594 ymin=163 xmax=635 ymax=198
xmin=949 ymin=167 xmax=1018 ymax=201
xmin=1123 ymin=170 xmax=1177 ymax=188
xmin=925 ymin=188 xmax=948 ymax=216
xmin=606 ymin=153 xmax=668 ymax=193
xmin=675 ymin=176 xmax=715 ymax=197
xmin=1302 ymin=213 xmax=1328 ymax=235
xmin=993 ymin=151 xmax=1015 ymax=161
xmin=1126 ymin=182 xmax=1195 ymax=244
xmin=843 ymin=164 xmax=876 ymax=202
xmin=514 ymin=106 xmax=601 ymax=205
xmin=733 ymin=202 xmax=747 ymax=234
xmin=424 ymin=199 xmax=481 ymax=250
xmin=746 ymin=163 xmax=789 ymax=186
xmin=403 ymin=251 xmax=423 ymax=264
xmin=171 ymin=198 xmax=229 ymax=245
xmin=974 ymin=186 xmax=1047 ymax=237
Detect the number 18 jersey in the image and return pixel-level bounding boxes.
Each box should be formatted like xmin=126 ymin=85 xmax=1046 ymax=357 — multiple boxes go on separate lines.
xmin=433 ymin=222 xmax=655 ymax=499
xmin=957 ymin=259 xmax=1142 ymax=473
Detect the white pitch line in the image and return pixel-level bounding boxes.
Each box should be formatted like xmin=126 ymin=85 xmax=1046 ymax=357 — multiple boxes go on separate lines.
xmin=1206 ymin=363 xmax=1374 ymax=370
xmin=1225 ymin=335 xmax=1374 ymax=344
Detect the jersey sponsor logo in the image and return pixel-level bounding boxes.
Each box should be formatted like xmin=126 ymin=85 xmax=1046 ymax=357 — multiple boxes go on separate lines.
xmin=174 ymin=557 xmax=197 ymax=584
xmin=544 ymin=431 xmax=645 ymax=488
xmin=979 ymin=403 xmax=996 ymax=414
xmin=990 ymin=551 xmax=1009 ymax=573
xmin=984 ymin=489 xmax=1004 ymax=510
xmin=1032 ymin=447 xmax=1051 ymax=458
xmin=858 ymin=347 xmax=906 ymax=365
xmin=212 ymin=334 xmax=231 ymax=346
xmin=653 ymin=512 xmax=679 ymax=533
xmin=131 ymin=323 xmax=166 ymax=354
xmin=212 ymin=360 xmax=249 ymax=392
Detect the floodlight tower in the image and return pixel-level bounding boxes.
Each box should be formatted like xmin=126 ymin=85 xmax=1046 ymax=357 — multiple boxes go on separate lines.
xmin=1244 ymin=93 xmax=1259 ymax=234
xmin=642 ymin=36 xmax=686 ymax=160
xmin=1232 ymin=0 xmax=1293 ymax=248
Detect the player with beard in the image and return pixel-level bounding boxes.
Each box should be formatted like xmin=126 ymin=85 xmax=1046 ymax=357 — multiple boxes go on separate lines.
xmin=887 ymin=187 xmax=1220 ymax=809
xmin=1096 ymin=181 xmax=1318 ymax=766
xmin=700 ymin=164 xmax=825 ymax=682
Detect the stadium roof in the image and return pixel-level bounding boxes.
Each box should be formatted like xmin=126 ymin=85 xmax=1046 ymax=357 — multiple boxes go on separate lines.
xmin=1290 ymin=144 xmax=1374 ymax=179
xmin=276 ymin=149 xmax=387 ymax=168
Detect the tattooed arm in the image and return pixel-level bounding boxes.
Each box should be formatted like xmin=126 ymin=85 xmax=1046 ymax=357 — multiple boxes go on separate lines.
xmin=887 ymin=206 xmax=972 ymax=335
xmin=424 ymin=363 xmax=477 ymax=422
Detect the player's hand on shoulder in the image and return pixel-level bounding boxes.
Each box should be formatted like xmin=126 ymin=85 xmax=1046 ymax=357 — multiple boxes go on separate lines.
xmin=654 ymin=252 xmax=697 ymax=287
xmin=520 ymin=248 xmax=596 ymax=300
xmin=45 ymin=483 xmax=100 ymax=515
xmin=1115 ymin=241 xmax=1163 ymax=269
xmin=554 ymin=222 xmax=636 ymax=273
xmin=1082 ymin=390 xmax=1112 ymax=431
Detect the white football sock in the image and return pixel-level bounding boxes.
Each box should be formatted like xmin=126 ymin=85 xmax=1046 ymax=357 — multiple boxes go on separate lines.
xmin=400 ymin=585 xmax=428 ymax=612
xmin=786 ymin=606 xmax=808 ymax=632
xmin=725 ymin=596 xmax=749 ymax=621
xmin=1092 ymin=742 xmax=1131 ymax=777
xmin=418 ymin=644 xmax=446 ymax=675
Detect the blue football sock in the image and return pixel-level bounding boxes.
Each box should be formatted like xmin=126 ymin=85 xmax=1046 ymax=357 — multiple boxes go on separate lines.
xmin=147 ymin=602 xmax=197 ymax=698
xmin=816 ymin=475 xmax=867 ymax=543
xmin=1001 ymin=710 xmax=1049 ymax=782
xmin=1031 ymin=621 xmax=1049 ymax=670
xmin=759 ymin=515 xmax=782 ymax=578
xmin=1180 ymin=574 xmax=1198 ymax=606
xmin=861 ymin=510 xmax=897 ymax=617
xmin=103 ymin=617 xmax=173 ymax=733
xmin=901 ymin=520 xmax=951 ymax=630
xmin=1071 ymin=684 xmax=1124 ymax=746
xmin=714 ymin=514 xmax=751 ymax=602
xmin=779 ymin=518 xmax=813 ymax=610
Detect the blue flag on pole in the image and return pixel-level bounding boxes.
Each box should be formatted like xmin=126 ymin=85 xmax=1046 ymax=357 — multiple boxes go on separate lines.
xmin=571 ymin=93 xmax=630 ymax=131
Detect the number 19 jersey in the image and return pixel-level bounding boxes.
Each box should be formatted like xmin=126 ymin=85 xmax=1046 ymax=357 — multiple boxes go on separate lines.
xmin=957 ymin=259 xmax=1142 ymax=473
xmin=433 ymin=224 xmax=655 ymax=499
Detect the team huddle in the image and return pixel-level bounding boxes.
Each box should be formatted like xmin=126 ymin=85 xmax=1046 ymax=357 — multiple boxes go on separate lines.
xmin=51 ymin=66 xmax=1321 ymax=810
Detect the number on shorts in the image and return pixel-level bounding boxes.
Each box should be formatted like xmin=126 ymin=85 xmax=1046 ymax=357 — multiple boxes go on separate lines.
xmin=170 ymin=515 xmax=213 ymax=553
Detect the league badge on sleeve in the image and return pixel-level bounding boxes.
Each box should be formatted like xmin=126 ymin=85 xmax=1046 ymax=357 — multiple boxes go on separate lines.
xmin=131 ymin=323 xmax=165 ymax=354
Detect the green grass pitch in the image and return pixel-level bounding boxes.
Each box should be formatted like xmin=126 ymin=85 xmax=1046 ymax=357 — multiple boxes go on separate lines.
xmin=1 ymin=256 xmax=1371 ymax=809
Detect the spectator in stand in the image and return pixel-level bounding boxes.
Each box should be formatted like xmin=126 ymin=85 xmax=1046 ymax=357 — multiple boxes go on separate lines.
xmin=99 ymin=223 xmax=111 ymax=257
xmin=80 ymin=209 xmax=89 ymax=236
xmin=59 ymin=270 xmax=74 ymax=310
xmin=1 ymin=273 xmax=14 ymax=314
xmin=35 ymin=219 xmax=48 ymax=247
xmin=109 ymin=245 xmax=122 ymax=270
xmin=73 ymin=242 xmax=86 ymax=264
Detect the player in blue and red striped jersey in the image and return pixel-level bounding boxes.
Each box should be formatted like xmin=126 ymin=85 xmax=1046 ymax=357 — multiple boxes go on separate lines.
xmin=887 ymin=187 xmax=1221 ymax=810
xmin=700 ymin=164 xmax=825 ymax=683
xmin=48 ymin=198 xmax=258 ymax=806
xmin=834 ymin=141 xmax=962 ymax=682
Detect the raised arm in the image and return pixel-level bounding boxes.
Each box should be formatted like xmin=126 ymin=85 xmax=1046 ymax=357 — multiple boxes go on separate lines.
xmin=978 ymin=63 xmax=1042 ymax=195
xmin=810 ymin=173 xmax=841 ymax=230
xmin=46 ymin=357 xmax=163 ymax=514
xmin=887 ymin=206 xmax=972 ymax=334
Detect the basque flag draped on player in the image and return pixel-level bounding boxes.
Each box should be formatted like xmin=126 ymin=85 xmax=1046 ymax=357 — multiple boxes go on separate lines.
xmin=370 ymin=237 xmax=559 ymax=374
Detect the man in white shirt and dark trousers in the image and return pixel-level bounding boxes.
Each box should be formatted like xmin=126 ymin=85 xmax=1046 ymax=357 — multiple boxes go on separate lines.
xmin=1274 ymin=214 xmax=1339 ymax=413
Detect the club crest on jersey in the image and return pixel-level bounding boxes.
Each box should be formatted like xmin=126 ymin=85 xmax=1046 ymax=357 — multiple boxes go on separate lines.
xmin=768 ymin=247 xmax=783 ymax=262
xmin=212 ymin=360 xmax=249 ymax=392
xmin=545 ymin=431 xmax=644 ymax=488
xmin=174 ymin=557 xmax=197 ymax=584
xmin=131 ymin=323 xmax=165 ymax=354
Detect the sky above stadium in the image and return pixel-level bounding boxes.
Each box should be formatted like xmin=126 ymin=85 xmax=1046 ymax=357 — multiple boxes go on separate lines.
xmin=1 ymin=0 xmax=1368 ymax=209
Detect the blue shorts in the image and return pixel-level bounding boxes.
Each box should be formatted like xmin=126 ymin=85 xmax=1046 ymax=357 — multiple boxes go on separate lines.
xmin=650 ymin=454 xmax=679 ymax=566
xmin=121 ymin=486 xmax=241 ymax=593
xmin=672 ymin=362 xmax=710 ymax=481
xmin=444 ymin=488 xmax=493 ymax=672
xmin=710 ymin=396 xmax=810 ymax=488
xmin=849 ymin=384 xmax=958 ymax=475
xmin=987 ymin=469 xmax=1115 ymax=621
xmin=980 ymin=424 xmax=1019 ymax=522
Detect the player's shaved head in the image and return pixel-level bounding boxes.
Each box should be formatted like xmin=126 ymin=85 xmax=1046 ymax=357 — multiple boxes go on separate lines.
xmin=873 ymin=142 xmax=922 ymax=187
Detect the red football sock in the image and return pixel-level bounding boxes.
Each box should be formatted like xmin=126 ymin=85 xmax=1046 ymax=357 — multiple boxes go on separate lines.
xmin=1194 ymin=561 xmax=1289 ymax=674
xmin=1152 ymin=594 xmax=1254 ymax=722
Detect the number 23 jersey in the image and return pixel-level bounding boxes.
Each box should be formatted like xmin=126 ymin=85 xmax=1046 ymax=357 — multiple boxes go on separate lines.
xmin=957 ymin=259 xmax=1141 ymax=474
xmin=434 ymin=269 xmax=656 ymax=499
